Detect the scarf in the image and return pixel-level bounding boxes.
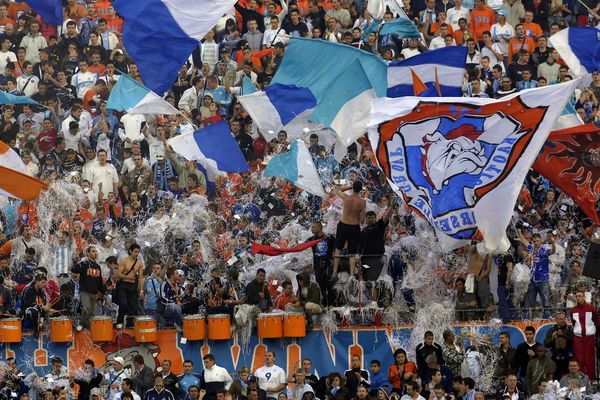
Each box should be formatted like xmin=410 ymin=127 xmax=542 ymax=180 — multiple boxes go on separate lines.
xmin=152 ymin=160 xmax=176 ymax=191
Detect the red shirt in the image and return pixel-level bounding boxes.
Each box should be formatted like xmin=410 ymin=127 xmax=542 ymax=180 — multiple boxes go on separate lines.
xmin=37 ymin=129 xmax=57 ymax=153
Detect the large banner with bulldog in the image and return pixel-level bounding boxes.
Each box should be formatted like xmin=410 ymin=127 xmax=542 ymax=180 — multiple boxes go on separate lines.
xmin=368 ymin=81 xmax=577 ymax=253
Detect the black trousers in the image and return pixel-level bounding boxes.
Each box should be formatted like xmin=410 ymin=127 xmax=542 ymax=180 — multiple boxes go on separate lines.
xmin=116 ymin=281 xmax=139 ymax=325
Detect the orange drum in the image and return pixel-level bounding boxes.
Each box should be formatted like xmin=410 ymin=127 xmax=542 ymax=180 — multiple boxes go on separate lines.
xmin=90 ymin=316 xmax=113 ymax=342
xmin=207 ymin=314 xmax=231 ymax=340
xmin=183 ymin=315 xmax=206 ymax=340
xmin=258 ymin=313 xmax=283 ymax=339
xmin=134 ymin=317 xmax=157 ymax=342
xmin=50 ymin=317 xmax=73 ymax=342
xmin=0 ymin=318 xmax=22 ymax=342
xmin=284 ymin=312 xmax=306 ymax=337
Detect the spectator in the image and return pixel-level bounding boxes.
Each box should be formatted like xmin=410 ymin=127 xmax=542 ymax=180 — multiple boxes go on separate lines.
xmin=344 ymin=355 xmax=370 ymax=396
xmin=558 ymin=359 xmax=592 ymax=394
xmin=145 ymin=377 xmax=175 ymax=400
xmin=255 ymin=352 xmax=287 ymax=400
xmin=570 ymin=290 xmax=600 ymax=378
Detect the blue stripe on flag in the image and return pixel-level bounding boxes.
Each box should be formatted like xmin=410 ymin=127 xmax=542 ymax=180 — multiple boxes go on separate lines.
xmin=114 ymin=0 xmax=201 ymax=95
xmin=106 ymin=74 xmax=149 ymax=111
xmin=567 ymin=27 xmax=599 ymax=74
xmin=388 ymin=46 xmax=468 ymax=69
xmin=264 ymin=84 xmax=317 ymax=126
xmin=387 ymin=83 xmax=462 ymax=98
xmin=263 ymin=140 xmax=300 ymax=183
xmin=192 ymin=122 xmax=249 ymax=173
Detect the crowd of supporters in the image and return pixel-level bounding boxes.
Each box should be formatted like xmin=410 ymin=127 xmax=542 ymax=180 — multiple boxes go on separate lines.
xmin=0 ymin=0 xmax=600 ymax=397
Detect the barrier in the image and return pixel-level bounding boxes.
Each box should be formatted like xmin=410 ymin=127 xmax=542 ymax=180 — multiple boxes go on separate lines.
xmin=0 ymin=321 xmax=553 ymax=377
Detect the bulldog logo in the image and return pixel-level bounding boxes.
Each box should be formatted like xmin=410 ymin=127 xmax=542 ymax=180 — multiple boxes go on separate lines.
xmin=374 ymin=100 xmax=547 ymax=241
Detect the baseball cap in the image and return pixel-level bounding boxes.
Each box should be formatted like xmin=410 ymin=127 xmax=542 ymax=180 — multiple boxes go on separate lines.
xmin=248 ymin=375 xmax=258 ymax=383
xmin=156 ymin=149 xmax=165 ymax=160
xmin=496 ymin=9 xmax=508 ymax=16
xmin=113 ymin=357 xmax=125 ymax=365
xmin=91 ymin=388 xmax=100 ymax=396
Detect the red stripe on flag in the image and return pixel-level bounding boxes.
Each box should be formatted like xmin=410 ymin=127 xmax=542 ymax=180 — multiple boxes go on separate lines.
xmin=251 ymin=238 xmax=323 ymax=256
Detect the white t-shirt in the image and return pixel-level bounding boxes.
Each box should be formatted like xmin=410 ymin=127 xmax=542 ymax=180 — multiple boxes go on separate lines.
xmin=89 ymin=162 xmax=119 ymax=195
xmin=401 ymin=48 xmax=421 ymax=59
xmin=429 ymin=36 xmax=448 ymax=50
xmin=64 ymin=130 xmax=83 ymax=151
xmin=446 ymin=6 xmax=470 ymax=30
xmin=0 ymin=50 xmax=16 ymax=74
xmin=118 ymin=113 xmax=146 ymax=147
xmin=490 ymin=22 xmax=514 ymax=57
xmin=71 ymin=70 xmax=96 ymax=98
xmin=254 ymin=365 xmax=287 ymax=396
xmin=481 ymin=44 xmax=505 ymax=71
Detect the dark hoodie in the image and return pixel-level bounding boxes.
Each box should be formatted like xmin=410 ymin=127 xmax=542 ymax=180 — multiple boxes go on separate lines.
xmin=296 ymin=272 xmax=322 ymax=306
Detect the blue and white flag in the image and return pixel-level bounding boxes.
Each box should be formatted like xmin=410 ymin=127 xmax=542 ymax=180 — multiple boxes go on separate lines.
xmin=264 ymin=139 xmax=325 ymax=197
xmin=368 ymin=81 xmax=577 ymax=253
xmin=310 ymin=59 xmax=377 ymax=146
xmin=166 ymin=121 xmax=249 ymax=193
xmin=387 ymin=46 xmax=467 ymax=98
xmin=242 ymin=75 xmax=258 ymax=95
xmin=379 ymin=17 xmax=420 ymax=38
xmin=18 ymin=0 xmax=62 ymax=25
xmin=107 ymin=73 xmax=180 ymax=114
xmin=554 ymin=101 xmax=584 ymax=130
xmin=239 ymin=38 xmax=386 ymax=143
xmin=549 ymin=27 xmax=600 ymax=77
xmin=113 ymin=0 xmax=236 ymax=95
xmin=238 ymin=83 xmax=319 ymax=141
xmin=0 ymin=92 xmax=39 ymax=105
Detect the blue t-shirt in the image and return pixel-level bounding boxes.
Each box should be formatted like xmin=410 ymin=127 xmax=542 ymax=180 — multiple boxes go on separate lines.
xmin=529 ymin=243 xmax=551 ymax=283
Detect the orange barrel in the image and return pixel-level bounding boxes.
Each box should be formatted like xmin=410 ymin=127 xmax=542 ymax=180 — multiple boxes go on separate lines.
xmin=134 ymin=317 xmax=157 ymax=342
xmin=0 ymin=318 xmax=22 ymax=342
xmin=183 ymin=315 xmax=206 ymax=340
xmin=90 ymin=316 xmax=113 ymax=342
xmin=207 ymin=314 xmax=231 ymax=340
xmin=50 ymin=317 xmax=73 ymax=342
xmin=283 ymin=312 xmax=306 ymax=337
xmin=257 ymin=313 xmax=283 ymax=339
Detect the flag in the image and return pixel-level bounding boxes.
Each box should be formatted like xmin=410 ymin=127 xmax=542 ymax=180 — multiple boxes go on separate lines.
xmin=0 ymin=92 xmax=39 ymax=105
xmin=367 ymin=0 xmax=410 ymax=20
xmin=238 ymin=83 xmax=319 ymax=141
xmin=18 ymin=0 xmax=62 ymax=25
xmin=166 ymin=121 xmax=249 ymax=193
xmin=251 ymin=238 xmax=323 ymax=256
xmin=549 ymin=27 xmax=599 ymax=77
xmin=309 ymin=59 xmax=377 ymax=146
xmin=387 ymin=46 xmax=467 ymax=98
xmin=106 ymin=73 xmax=180 ymax=114
xmin=242 ymin=75 xmax=258 ymax=95
xmin=368 ymin=81 xmax=577 ymax=253
xmin=533 ymin=122 xmax=600 ymax=224
xmin=379 ymin=17 xmax=420 ymax=38
xmin=242 ymin=37 xmax=386 ymax=143
xmin=554 ymin=101 xmax=584 ymax=130
xmin=113 ymin=0 xmax=236 ymax=95
xmin=264 ymin=139 xmax=325 ymax=197
xmin=0 ymin=141 xmax=47 ymax=200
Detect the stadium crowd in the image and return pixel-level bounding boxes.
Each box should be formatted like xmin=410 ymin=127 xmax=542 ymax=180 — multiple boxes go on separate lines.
xmin=0 ymin=0 xmax=600 ymax=398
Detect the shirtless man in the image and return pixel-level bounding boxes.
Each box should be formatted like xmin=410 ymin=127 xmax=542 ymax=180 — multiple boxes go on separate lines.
xmin=333 ymin=180 xmax=366 ymax=277
xmin=115 ymin=243 xmax=144 ymax=329
xmin=466 ymin=245 xmax=493 ymax=318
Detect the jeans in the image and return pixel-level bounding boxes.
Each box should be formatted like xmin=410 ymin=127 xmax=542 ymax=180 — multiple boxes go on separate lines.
xmin=389 ymin=254 xmax=415 ymax=307
xmin=525 ymin=280 xmax=552 ymax=319
xmin=497 ymin=285 xmax=515 ymax=323
xmin=163 ymin=304 xmax=183 ymax=327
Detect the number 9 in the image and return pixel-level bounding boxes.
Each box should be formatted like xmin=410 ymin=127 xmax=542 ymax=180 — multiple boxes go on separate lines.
xmin=265 ymin=372 xmax=272 ymax=381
